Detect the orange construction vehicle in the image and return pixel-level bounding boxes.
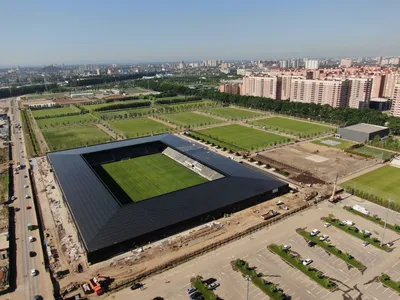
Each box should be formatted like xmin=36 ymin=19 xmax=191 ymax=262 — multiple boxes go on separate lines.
xmin=88 ymin=277 xmax=104 ymax=296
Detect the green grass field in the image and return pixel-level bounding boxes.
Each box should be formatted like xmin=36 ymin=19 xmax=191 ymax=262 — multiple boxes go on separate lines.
xmin=198 ymin=124 xmax=289 ymax=151
xmin=206 ymin=107 xmax=263 ymax=120
xmin=110 ymin=118 xmax=173 ymax=138
xmin=342 ymin=166 xmax=400 ymax=204
xmin=103 ymin=153 xmax=208 ymax=202
xmin=251 ymin=117 xmax=334 ymax=137
xmin=37 ymin=114 xmax=96 ymax=129
xmin=124 ymin=88 xmax=147 ymax=94
xmin=25 ymin=93 xmax=66 ymax=99
xmin=43 ymin=125 xmax=112 ymax=151
xmin=312 ymin=137 xmax=355 ymax=150
xmin=32 ymin=106 xmax=80 ymax=118
xmin=99 ymin=108 xmax=154 ymax=119
xmin=350 ymin=146 xmax=394 ymax=160
xmin=160 ymin=112 xmax=223 ymax=127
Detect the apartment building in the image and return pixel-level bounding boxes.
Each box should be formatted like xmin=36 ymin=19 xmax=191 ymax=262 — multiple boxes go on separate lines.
xmin=219 ymin=83 xmax=241 ymax=94
xmin=290 ymin=78 xmax=349 ymax=108
xmin=241 ymin=76 xmax=279 ymax=99
xmin=392 ymin=84 xmax=400 ymax=117
xmin=382 ymin=73 xmax=400 ymax=98
xmin=347 ymin=78 xmax=372 ymax=109
xmin=371 ymin=75 xmax=385 ymax=98
xmin=340 ymin=59 xmax=353 ymax=68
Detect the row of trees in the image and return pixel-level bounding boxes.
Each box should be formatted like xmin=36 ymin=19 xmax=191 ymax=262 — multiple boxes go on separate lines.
xmin=34 ymin=111 xmax=83 ymax=120
xmin=94 ymin=101 xmax=151 ymax=112
xmin=134 ymin=79 xmax=400 ymax=134
xmin=0 ymin=83 xmax=59 ymax=99
xmin=155 ymin=96 xmax=202 ymax=104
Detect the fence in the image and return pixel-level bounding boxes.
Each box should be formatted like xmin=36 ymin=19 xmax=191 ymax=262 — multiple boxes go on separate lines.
xmin=108 ymin=202 xmax=315 ymax=294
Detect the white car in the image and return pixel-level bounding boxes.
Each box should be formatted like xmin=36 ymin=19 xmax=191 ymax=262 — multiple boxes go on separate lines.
xmin=310 ymin=229 xmax=320 ymax=236
xmin=25 ymin=195 xmax=30 ymax=199
xmin=30 ymin=269 xmax=37 ymax=276
xmin=276 ymin=201 xmax=284 ymax=205
xmin=283 ymin=245 xmax=291 ymax=251
xmin=29 ymin=236 xmax=35 ymax=242
xmin=303 ymin=258 xmax=313 ymax=266
xmin=24 ymin=184 xmax=28 ymax=188
xmin=324 ymin=223 xmax=331 ymax=228
xmin=319 ymin=234 xmax=329 ymax=241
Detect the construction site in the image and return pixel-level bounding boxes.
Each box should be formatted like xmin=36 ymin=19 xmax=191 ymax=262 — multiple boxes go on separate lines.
xmin=31 ymin=146 xmax=338 ymax=299
xmin=255 ymin=141 xmax=379 ymax=183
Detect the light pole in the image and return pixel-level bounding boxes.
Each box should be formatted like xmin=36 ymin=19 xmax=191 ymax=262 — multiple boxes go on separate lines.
xmin=245 ymin=275 xmax=251 ymax=300
xmin=381 ymin=198 xmax=392 ymax=247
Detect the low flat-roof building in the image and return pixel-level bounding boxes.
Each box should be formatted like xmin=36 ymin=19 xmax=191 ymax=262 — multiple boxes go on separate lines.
xmin=337 ymin=123 xmax=389 ymax=142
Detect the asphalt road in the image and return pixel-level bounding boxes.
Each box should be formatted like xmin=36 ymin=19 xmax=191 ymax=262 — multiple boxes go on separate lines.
xmin=7 ymin=99 xmax=51 ymax=299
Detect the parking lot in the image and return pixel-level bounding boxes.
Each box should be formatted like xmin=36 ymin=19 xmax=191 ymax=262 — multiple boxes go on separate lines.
xmin=106 ymin=197 xmax=400 ymax=300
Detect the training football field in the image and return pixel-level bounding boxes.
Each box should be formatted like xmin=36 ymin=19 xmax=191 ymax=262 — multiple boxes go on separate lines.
xmin=342 ymin=165 xmax=400 ymax=204
xmin=102 ymin=153 xmax=208 ymax=202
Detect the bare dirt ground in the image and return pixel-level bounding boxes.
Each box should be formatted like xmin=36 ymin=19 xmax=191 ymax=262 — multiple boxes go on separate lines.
xmin=33 ymin=157 xmax=87 ymax=277
xmin=259 ymin=141 xmax=380 ymax=183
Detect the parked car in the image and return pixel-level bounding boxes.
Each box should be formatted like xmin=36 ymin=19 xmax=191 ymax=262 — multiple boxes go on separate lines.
xmin=33 ymin=296 xmax=43 ymax=300
xmin=307 ymin=241 xmax=316 ymax=247
xmin=186 ymin=287 xmax=197 ymax=294
xmin=130 ymin=283 xmax=142 ymax=290
xmin=302 ymin=258 xmax=313 ymax=266
xmin=190 ymin=292 xmax=202 ymax=300
xmin=30 ymin=269 xmax=37 ymax=276
xmin=29 ymin=251 xmax=36 ymax=257
xmin=24 ymin=184 xmax=29 ymax=188
xmin=29 ymin=236 xmax=35 ymax=242
xmin=26 ymin=205 xmax=32 ymax=210
xmin=324 ymin=223 xmax=331 ymax=228
xmin=283 ymin=245 xmax=291 ymax=251
xmin=208 ymin=282 xmax=220 ymax=290
xmin=363 ymin=241 xmax=370 ymax=247
xmin=386 ymin=242 xmax=394 ymax=247
xmin=310 ymin=229 xmax=320 ymax=236
xmin=319 ymin=234 xmax=329 ymax=241
xmin=25 ymin=195 xmax=30 ymax=199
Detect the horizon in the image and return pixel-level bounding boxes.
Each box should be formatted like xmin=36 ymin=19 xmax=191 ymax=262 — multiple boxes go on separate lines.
xmin=1 ymin=0 xmax=400 ymax=66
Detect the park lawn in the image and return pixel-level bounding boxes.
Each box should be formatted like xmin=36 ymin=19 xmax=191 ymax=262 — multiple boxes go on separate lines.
xmin=32 ymin=106 xmax=80 ymax=118
xmin=206 ymin=107 xmax=263 ymax=120
xmin=99 ymin=108 xmax=154 ymax=119
xmin=350 ymin=146 xmax=394 ymax=160
xmin=102 ymin=153 xmax=208 ymax=202
xmin=36 ymin=114 xmax=96 ymax=129
xmin=0 ymin=171 xmax=8 ymax=201
xmin=312 ymin=137 xmax=355 ymax=150
xmin=161 ymin=112 xmax=223 ymax=127
xmin=110 ymin=118 xmax=173 ymax=138
xmin=83 ymin=99 xmax=142 ymax=111
xmin=342 ymin=165 xmax=400 ymax=205
xmin=43 ymin=125 xmax=112 ymax=151
xmin=251 ymin=117 xmax=334 ymax=137
xmin=198 ymin=124 xmax=289 ymax=151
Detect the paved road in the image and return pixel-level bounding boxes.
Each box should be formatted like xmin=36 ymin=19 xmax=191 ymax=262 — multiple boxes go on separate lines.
xmin=6 ymin=99 xmax=52 ymax=299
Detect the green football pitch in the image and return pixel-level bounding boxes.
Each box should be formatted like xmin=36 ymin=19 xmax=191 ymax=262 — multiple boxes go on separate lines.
xmin=102 ymin=153 xmax=208 ymax=202
xmin=342 ymin=165 xmax=400 ymax=205
xmin=197 ymin=124 xmax=289 ymax=151
xmin=251 ymin=117 xmax=334 ymax=136
xmin=206 ymin=107 xmax=263 ymax=120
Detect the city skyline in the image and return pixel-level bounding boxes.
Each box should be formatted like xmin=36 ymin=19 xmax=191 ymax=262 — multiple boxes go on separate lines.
xmin=1 ymin=0 xmax=400 ymax=66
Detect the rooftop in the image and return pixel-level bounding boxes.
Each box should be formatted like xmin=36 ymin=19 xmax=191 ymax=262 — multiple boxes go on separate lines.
xmin=343 ymin=123 xmax=389 ymax=133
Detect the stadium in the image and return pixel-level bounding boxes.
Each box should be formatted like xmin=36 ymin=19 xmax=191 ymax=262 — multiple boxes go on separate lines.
xmin=48 ymin=134 xmax=289 ymax=262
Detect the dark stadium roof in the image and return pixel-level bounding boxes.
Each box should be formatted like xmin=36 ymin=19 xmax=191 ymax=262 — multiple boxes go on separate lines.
xmin=48 ymin=134 xmax=287 ymax=253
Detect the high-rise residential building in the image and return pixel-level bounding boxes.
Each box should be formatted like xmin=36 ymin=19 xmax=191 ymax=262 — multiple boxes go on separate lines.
xmin=203 ymin=60 xmax=219 ymax=67
xmin=382 ymin=73 xmax=400 ymax=98
xmin=381 ymin=59 xmax=390 ymax=66
xmin=290 ymin=78 xmax=349 ymax=108
xmin=280 ymin=75 xmax=292 ymax=100
xmin=390 ymin=57 xmax=400 ymax=65
xmin=376 ymin=56 xmax=382 ymax=65
xmin=391 ymin=83 xmax=400 ymax=117
xmin=371 ymin=75 xmax=385 ymax=98
xmin=279 ymin=60 xmax=289 ymax=69
xmin=220 ymin=83 xmax=241 ymax=95
xmin=347 ymin=78 xmax=372 ymax=109
xmin=304 ymin=60 xmax=319 ymax=70
xmin=340 ymin=59 xmax=353 ymax=68
xmin=290 ymin=59 xmax=299 ymax=69
xmin=241 ymin=76 xmax=279 ymax=99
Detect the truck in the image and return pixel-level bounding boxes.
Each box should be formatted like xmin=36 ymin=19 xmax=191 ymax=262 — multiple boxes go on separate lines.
xmin=88 ymin=277 xmax=104 ymax=296
xmin=352 ymin=205 xmax=369 ymax=215
xmin=261 ymin=210 xmax=280 ymax=220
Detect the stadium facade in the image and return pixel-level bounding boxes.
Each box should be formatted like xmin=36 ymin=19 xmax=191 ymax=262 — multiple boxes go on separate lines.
xmin=48 ymin=134 xmax=289 ymax=262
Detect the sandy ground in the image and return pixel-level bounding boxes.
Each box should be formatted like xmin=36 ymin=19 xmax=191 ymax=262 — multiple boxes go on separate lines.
xmin=261 ymin=142 xmax=380 ymax=183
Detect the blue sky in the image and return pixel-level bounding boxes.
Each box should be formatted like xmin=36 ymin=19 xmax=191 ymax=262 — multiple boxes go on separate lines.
xmin=0 ymin=0 xmax=399 ymax=66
